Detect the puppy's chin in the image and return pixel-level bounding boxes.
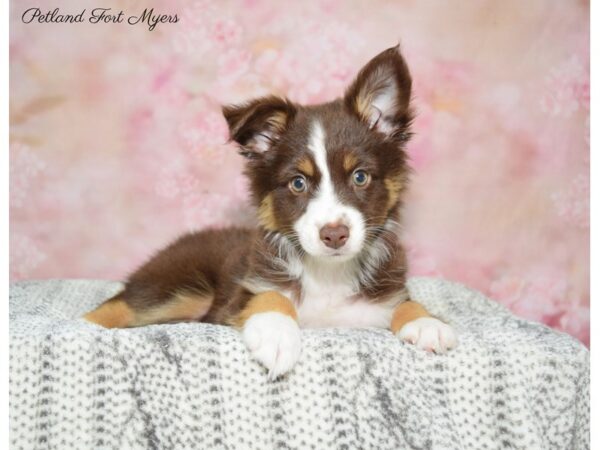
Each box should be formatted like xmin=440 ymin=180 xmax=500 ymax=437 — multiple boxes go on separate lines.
xmin=302 ymin=244 xmax=363 ymax=263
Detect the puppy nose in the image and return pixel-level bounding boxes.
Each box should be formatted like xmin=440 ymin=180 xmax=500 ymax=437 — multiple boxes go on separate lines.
xmin=319 ymin=223 xmax=350 ymax=249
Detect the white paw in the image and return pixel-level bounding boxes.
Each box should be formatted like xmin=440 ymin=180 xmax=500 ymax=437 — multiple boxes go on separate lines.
xmin=242 ymin=312 xmax=301 ymax=380
xmin=397 ymin=317 xmax=457 ymax=354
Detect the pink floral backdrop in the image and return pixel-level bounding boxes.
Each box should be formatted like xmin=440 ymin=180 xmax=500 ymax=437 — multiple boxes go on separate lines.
xmin=9 ymin=0 xmax=589 ymax=345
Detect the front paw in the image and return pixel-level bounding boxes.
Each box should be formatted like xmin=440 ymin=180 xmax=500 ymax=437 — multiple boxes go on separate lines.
xmin=242 ymin=312 xmax=301 ymax=380
xmin=397 ymin=317 xmax=457 ymax=354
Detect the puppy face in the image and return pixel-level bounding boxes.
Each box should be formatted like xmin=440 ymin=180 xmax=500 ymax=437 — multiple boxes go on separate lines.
xmin=223 ymin=46 xmax=413 ymax=261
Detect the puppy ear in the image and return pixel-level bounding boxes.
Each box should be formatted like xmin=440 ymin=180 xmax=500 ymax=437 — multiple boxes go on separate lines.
xmin=222 ymin=96 xmax=296 ymax=158
xmin=344 ymin=45 xmax=413 ymax=139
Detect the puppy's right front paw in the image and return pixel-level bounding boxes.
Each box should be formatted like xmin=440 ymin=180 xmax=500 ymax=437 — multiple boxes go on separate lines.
xmin=242 ymin=312 xmax=301 ymax=380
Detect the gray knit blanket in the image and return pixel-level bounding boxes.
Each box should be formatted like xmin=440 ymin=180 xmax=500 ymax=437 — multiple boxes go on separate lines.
xmin=9 ymin=277 xmax=589 ymax=449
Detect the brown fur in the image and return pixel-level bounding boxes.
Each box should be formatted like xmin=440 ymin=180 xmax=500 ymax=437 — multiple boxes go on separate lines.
xmin=344 ymin=46 xmax=413 ymax=141
xmin=137 ymin=292 xmax=213 ymax=326
xmin=83 ymin=46 xmax=436 ymax=332
xmin=222 ymin=96 xmax=297 ymax=157
xmin=384 ymin=175 xmax=406 ymax=212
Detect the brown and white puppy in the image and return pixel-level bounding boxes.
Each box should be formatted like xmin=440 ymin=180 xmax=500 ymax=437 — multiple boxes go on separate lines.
xmin=84 ymin=46 xmax=457 ymax=379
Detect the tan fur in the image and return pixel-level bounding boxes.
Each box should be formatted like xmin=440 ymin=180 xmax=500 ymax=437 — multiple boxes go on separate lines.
xmin=354 ymin=92 xmax=374 ymax=120
xmin=384 ymin=176 xmax=404 ymax=211
xmin=230 ymin=291 xmax=297 ymax=328
xmin=269 ymin=110 xmax=288 ymax=131
xmin=390 ymin=301 xmax=430 ymax=334
xmin=258 ymin=194 xmax=278 ymax=231
xmin=82 ymin=47 xmax=416 ymax=335
xmin=353 ymin=67 xmax=389 ymax=120
xmin=134 ymin=292 xmax=213 ymax=326
xmin=343 ymin=153 xmax=358 ymax=172
xmin=297 ymin=157 xmax=315 ymax=177
xmin=84 ymin=298 xmax=135 ymax=328
xmin=229 ymin=104 xmax=288 ymax=138
xmin=84 ymin=292 xmax=212 ymax=328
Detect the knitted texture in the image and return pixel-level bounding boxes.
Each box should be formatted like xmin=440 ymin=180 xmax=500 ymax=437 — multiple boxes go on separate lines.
xmin=9 ymin=278 xmax=589 ymax=449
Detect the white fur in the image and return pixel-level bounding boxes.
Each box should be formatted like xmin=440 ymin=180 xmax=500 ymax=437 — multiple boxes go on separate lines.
xmin=242 ymin=312 xmax=301 ymax=380
xmin=296 ymin=256 xmax=398 ymax=329
xmin=368 ymin=70 xmax=398 ymax=135
xmin=264 ymin=232 xmax=304 ymax=279
xmin=240 ymin=248 xmax=400 ymax=330
xmin=242 ymin=228 xmax=402 ymax=330
xmin=293 ymin=121 xmax=366 ymax=260
xmin=357 ymin=224 xmax=394 ymax=288
xmin=241 ymin=277 xmax=285 ymax=296
xmin=397 ymin=317 xmax=458 ymax=354
xmin=252 ymin=132 xmax=275 ymax=153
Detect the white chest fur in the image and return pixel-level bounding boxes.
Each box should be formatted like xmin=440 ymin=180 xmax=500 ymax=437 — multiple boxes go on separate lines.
xmin=295 ymin=259 xmax=395 ymax=329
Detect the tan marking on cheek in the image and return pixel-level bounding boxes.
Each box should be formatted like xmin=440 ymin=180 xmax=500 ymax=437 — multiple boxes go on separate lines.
xmin=84 ymin=298 xmax=135 ymax=328
xmin=258 ymin=194 xmax=278 ymax=231
xmin=390 ymin=301 xmax=430 ymax=334
xmin=297 ymin=158 xmax=315 ymax=177
xmin=230 ymin=291 xmax=297 ymax=328
xmin=343 ymin=154 xmax=359 ymax=172
xmin=384 ymin=176 xmax=404 ymax=211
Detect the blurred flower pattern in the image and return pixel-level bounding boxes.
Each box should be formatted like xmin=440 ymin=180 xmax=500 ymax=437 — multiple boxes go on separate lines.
xmin=9 ymin=0 xmax=589 ymax=345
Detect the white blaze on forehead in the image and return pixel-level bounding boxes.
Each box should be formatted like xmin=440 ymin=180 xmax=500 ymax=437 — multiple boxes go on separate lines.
xmin=306 ymin=121 xmax=342 ymax=229
xmin=293 ymin=120 xmax=365 ymax=259
xmin=307 ymin=121 xmax=333 ymax=201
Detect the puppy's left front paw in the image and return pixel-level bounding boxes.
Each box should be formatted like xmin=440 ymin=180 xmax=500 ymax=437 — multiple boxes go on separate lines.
xmin=397 ymin=317 xmax=457 ymax=354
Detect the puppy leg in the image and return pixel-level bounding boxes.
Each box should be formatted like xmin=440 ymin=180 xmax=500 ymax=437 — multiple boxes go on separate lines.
xmin=83 ymin=296 xmax=134 ymax=328
xmin=84 ymin=290 xmax=213 ymax=328
xmin=391 ymin=301 xmax=457 ymax=353
xmin=231 ymin=291 xmax=301 ymax=380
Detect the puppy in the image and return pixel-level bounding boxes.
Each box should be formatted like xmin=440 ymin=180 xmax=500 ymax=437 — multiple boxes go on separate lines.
xmin=84 ymin=46 xmax=457 ymax=379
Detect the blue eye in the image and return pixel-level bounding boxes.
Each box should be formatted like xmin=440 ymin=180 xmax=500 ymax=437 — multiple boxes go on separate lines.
xmin=289 ymin=175 xmax=307 ymax=193
xmin=352 ymin=170 xmax=370 ymax=187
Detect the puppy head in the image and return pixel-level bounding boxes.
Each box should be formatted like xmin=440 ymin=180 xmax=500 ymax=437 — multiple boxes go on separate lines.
xmin=223 ymin=46 xmax=413 ymax=261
